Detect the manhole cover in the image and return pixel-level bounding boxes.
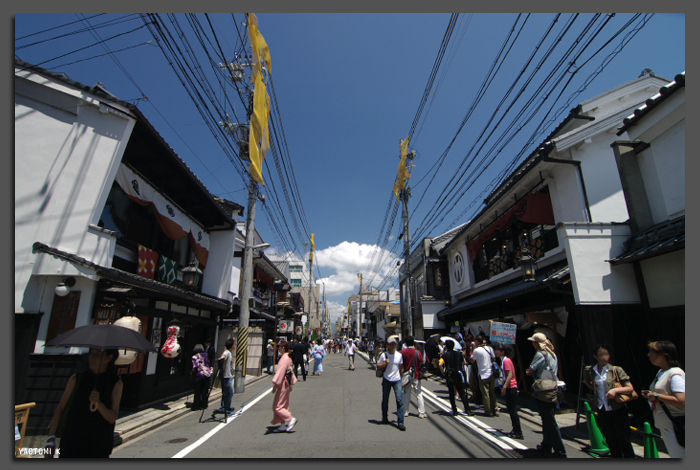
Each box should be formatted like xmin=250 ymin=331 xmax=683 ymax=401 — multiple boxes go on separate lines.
xmin=168 ymin=438 xmax=188 ymax=444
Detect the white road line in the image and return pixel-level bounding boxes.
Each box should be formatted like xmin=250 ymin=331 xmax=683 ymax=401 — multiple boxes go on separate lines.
xmin=171 ymin=387 xmax=274 ymax=458
xmin=421 ymin=388 xmax=528 ymax=451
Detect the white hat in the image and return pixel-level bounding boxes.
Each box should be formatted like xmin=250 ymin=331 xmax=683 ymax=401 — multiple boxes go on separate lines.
xmin=267 ymin=339 xmax=273 ymax=343
xmin=387 ymin=335 xmax=399 ymax=344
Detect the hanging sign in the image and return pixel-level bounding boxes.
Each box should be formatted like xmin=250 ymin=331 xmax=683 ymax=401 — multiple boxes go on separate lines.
xmin=490 ymin=321 xmax=517 ymax=345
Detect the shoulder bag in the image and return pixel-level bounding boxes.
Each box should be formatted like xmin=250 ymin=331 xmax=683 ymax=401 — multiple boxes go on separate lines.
xmin=660 ymin=402 xmax=685 ymax=448
xmin=376 ymin=353 xmax=387 ymax=378
xmin=531 ymin=354 xmax=558 ymax=403
xmin=401 ymin=351 xmax=415 ymax=387
xmin=612 ymin=366 xmax=638 ymax=404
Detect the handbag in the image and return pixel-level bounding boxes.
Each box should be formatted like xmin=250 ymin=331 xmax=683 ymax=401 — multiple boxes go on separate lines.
xmin=660 ymin=402 xmax=685 ymax=448
xmin=285 ymin=366 xmax=294 ymax=386
xmin=531 ymin=356 xmax=559 ymax=403
xmin=612 ymin=366 xmax=638 ymax=404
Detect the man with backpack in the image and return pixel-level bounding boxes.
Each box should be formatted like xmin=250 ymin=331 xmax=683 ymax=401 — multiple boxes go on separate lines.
xmin=401 ymin=336 xmax=427 ymax=419
xmin=439 ymin=340 xmax=475 ymax=416
xmin=472 ymin=335 xmax=499 ymax=417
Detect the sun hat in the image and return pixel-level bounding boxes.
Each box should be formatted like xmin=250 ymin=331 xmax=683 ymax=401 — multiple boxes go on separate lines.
xmin=268 ymin=339 xmax=273 ymax=343
xmin=387 ymin=335 xmax=399 ymax=344
xmin=528 ymin=332 xmax=555 ymax=355
xmin=527 ymin=332 xmax=548 ymax=343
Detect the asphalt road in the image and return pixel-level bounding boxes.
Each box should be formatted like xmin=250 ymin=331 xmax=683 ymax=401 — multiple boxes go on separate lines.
xmin=112 ymin=351 xmax=593 ymax=459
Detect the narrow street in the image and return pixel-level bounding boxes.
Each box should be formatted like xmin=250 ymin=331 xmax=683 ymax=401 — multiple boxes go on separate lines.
xmin=112 ymin=352 xmax=592 ymax=459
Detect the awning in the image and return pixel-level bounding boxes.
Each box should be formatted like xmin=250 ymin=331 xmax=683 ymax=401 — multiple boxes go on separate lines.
xmin=608 ymin=216 xmax=684 ymax=265
xmin=32 ymin=242 xmax=229 ymax=312
xmin=438 ymin=265 xmax=570 ymax=320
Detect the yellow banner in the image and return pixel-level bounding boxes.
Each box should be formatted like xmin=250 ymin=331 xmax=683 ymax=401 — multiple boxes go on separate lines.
xmin=248 ymin=49 xmax=271 ymax=185
xmin=393 ymin=136 xmax=411 ymax=201
xmin=248 ymin=13 xmax=272 ymax=79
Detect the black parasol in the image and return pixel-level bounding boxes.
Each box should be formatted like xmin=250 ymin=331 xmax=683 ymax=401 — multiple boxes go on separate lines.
xmin=46 ymin=324 xmax=157 ymax=411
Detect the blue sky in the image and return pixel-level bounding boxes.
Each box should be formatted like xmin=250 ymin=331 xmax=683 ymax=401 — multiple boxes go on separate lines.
xmin=15 ymin=13 xmax=685 ymax=324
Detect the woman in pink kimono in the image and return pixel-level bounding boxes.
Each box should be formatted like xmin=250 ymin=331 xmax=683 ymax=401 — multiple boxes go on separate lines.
xmin=271 ymin=341 xmax=298 ymax=432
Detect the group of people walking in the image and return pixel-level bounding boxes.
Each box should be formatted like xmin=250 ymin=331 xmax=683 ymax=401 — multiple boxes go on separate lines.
xmin=43 ymin=330 xmax=683 ymax=458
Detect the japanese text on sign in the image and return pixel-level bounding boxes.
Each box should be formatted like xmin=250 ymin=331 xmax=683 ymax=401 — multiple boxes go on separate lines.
xmin=490 ymin=321 xmax=516 ymax=344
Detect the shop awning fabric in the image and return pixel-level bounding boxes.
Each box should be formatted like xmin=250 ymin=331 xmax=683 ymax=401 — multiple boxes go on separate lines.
xmin=437 ymin=265 xmax=569 ymax=320
xmin=32 ymin=242 xmax=229 ymax=312
xmin=115 ymin=164 xmax=210 ymax=268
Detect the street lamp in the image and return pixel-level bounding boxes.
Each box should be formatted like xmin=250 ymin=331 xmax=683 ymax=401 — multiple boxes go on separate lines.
xmin=55 ymin=277 xmax=76 ymax=297
xmin=181 ymin=261 xmax=203 ymax=289
xmin=518 ymin=247 xmax=536 ymax=282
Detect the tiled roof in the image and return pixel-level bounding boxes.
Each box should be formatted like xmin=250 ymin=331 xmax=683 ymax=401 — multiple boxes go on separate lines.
xmin=32 ymin=242 xmax=230 ymax=311
xmin=437 ymin=265 xmax=570 ymax=320
xmin=617 ymin=72 xmax=685 ymax=136
xmin=608 ymin=216 xmax=685 ymax=265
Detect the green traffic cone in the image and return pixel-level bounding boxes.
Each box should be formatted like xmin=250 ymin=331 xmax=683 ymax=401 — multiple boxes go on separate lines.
xmin=583 ymin=401 xmax=610 ymax=456
xmin=644 ymin=422 xmax=659 ymax=459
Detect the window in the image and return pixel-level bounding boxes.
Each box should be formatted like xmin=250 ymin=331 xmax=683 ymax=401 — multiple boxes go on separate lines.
xmin=291 ymin=279 xmax=302 ymax=287
xmin=290 ymin=265 xmax=304 ymax=273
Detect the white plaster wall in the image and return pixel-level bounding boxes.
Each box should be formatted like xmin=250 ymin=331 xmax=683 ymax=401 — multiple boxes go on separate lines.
xmin=33 ymin=276 xmax=98 ymax=354
xmin=421 ymin=301 xmax=446 ymax=329
xmin=447 ymin=242 xmax=471 ymax=299
xmin=638 ymin=120 xmax=685 ymax=223
xmin=560 ymin=224 xmax=640 ymax=304
xmin=575 ymin=137 xmax=630 ymax=223
xmin=15 ymin=75 xmax=135 ymax=312
xmin=641 ymin=250 xmax=685 ymax=308
xmin=202 ymin=229 xmax=235 ymax=298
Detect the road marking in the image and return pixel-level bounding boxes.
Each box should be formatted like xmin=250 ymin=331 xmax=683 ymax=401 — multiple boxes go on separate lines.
xmin=421 ymin=388 xmax=528 ymax=451
xmin=171 ymin=387 xmax=274 ymax=458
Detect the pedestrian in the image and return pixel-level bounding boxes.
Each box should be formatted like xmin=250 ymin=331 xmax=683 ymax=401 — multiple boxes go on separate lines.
xmin=401 ymin=336 xmax=427 ymax=419
xmin=346 ymin=337 xmax=357 ymax=370
xmin=266 ymin=339 xmax=275 ymax=374
xmin=642 ymin=340 xmax=685 ymax=458
xmin=437 ymin=339 xmax=445 ymax=357
xmin=376 ymin=335 xmax=406 ymax=431
xmin=495 ymin=344 xmax=522 ymax=439
xmin=291 ymin=337 xmax=307 ymax=382
xmin=218 ymin=338 xmax=236 ymax=416
xmin=439 ymin=340 xmax=475 ymax=417
xmin=45 ymin=348 xmax=123 ymax=458
xmin=472 ymin=335 xmax=498 ymax=417
xmin=271 ymin=341 xmax=298 ymax=433
xmin=311 ymin=341 xmax=326 ymax=375
xmin=191 ymin=344 xmax=213 ymax=411
xmin=582 ymin=344 xmax=635 ymax=458
xmin=303 ymin=336 xmax=312 ymax=375
xmin=526 ymin=332 xmax=567 ymax=458
xmin=204 ymin=338 xmax=215 ymax=368
xmin=368 ymin=339 xmax=375 ymax=363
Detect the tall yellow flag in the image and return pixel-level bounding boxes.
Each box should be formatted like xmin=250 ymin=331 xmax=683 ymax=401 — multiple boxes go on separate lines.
xmin=393 ymin=137 xmax=411 ymax=201
xmin=247 ymin=14 xmax=272 ymax=185
xmin=310 ymin=234 xmax=315 ymax=262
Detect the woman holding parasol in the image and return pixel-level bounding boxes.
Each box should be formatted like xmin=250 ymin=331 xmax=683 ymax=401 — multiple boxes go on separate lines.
xmin=43 ymin=323 xmax=157 ymax=458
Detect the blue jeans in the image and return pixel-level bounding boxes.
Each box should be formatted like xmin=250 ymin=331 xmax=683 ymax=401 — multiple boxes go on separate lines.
xmin=381 ymin=378 xmax=404 ymax=425
xmin=221 ymin=377 xmax=234 ymax=411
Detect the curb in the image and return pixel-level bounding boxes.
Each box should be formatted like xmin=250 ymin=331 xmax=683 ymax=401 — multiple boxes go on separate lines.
xmin=114 ymin=374 xmax=269 ymax=448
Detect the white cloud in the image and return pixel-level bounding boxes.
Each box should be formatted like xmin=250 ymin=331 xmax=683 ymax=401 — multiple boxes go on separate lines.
xmin=326 ymin=300 xmax=346 ymax=324
xmin=314 ymin=241 xmax=399 ymax=297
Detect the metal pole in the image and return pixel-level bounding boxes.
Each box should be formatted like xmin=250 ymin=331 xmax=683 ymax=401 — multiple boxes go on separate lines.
xmin=235 ymin=177 xmax=257 ymax=394
xmin=308 ymin=246 xmax=314 ymax=338
xmin=402 ymin=188 xmax=413 ymax=338
xmin=358 ymin=274 xmax=363 ymax=339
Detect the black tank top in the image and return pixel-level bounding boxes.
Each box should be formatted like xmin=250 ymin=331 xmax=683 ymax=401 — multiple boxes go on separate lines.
xmin=60 ymin=370 xmax=120 ymax=458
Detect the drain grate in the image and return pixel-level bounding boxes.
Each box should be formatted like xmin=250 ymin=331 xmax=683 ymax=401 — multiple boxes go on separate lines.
xmin=167 ymin=438 xmax=188 ymax=444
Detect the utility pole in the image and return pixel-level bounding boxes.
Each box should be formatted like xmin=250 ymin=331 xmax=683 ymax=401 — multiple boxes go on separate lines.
xmin=401 ymin=151 xmax=416 ymax=339
xmin=357 ymin=273 xmax=363 ymax=339
xmin=235 ymin=177 xmax=258 ymax=394
xmin=307 ymin=240 xmax=314 ymax=340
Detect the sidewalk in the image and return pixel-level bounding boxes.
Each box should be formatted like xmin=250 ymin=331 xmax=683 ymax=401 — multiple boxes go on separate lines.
xmin=22 ymin=372 xmax=271 ymax=456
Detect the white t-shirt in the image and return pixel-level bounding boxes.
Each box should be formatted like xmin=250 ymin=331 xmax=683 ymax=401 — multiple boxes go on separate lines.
xmin=380 ymin=351 xmax=403 ymax=382
xmin=346 ymin=343 xmax=356 ymax=355
xmin=267 ymin=344 xmax=274 ymax=356
xmin=472 ymin=346 xmax=493 ymax=380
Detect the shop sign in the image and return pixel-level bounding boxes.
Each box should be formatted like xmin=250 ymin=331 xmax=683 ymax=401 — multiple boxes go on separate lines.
xmin=450 ymin=326 xmax=461 ymax=333
xmin=490 ymin=321 xmax=516 ymax=344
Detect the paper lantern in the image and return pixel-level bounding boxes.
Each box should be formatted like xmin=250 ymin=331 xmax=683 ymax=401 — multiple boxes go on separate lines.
xmin=161 ymin=325 xmax=181 ymax=358
xmin=113 ymin=316 xmax=141 ymax=365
